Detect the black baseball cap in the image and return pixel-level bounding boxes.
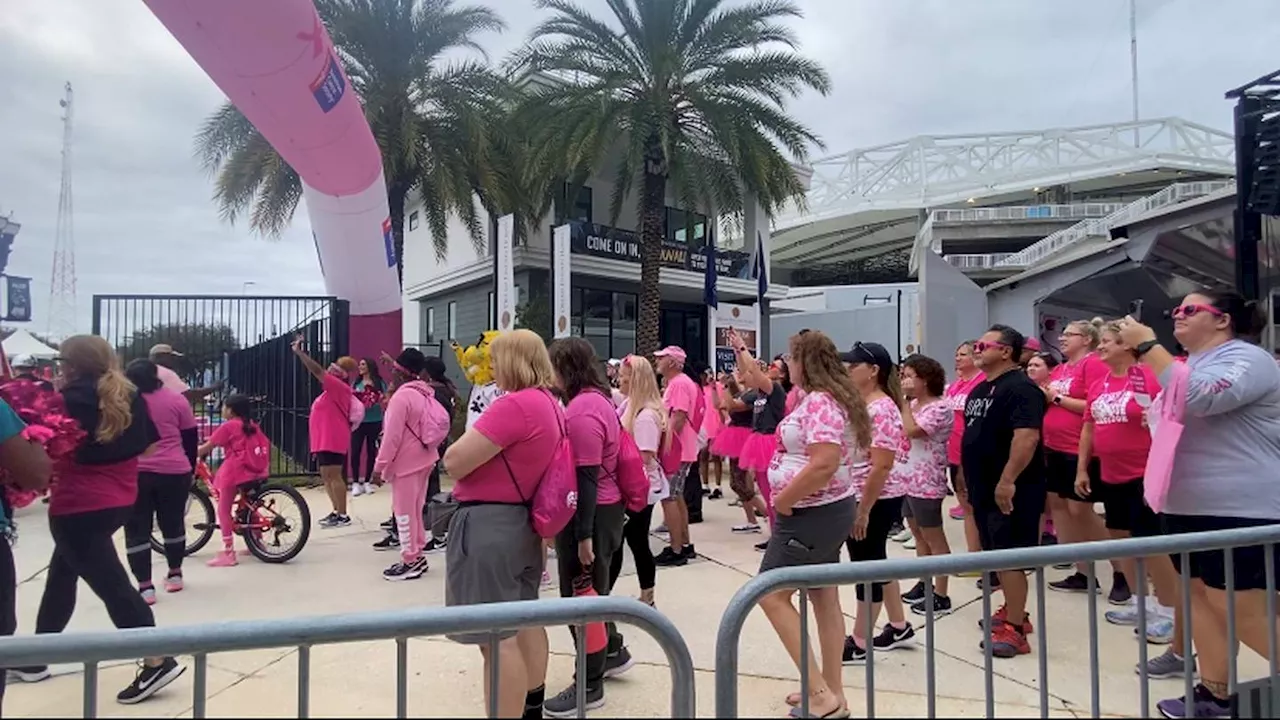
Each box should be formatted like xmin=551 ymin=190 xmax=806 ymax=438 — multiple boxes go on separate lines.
xmin=394 ymin=347 xmax=428 ymax=376
xmin=839 ymin=341 xmax=894 ymax=371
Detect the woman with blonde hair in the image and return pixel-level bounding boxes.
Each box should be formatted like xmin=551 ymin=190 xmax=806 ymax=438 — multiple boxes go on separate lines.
xmin=11 ymin=335 xmax=186 ymax=704
xmin=443 ymin=329 xmax=559 ymax=719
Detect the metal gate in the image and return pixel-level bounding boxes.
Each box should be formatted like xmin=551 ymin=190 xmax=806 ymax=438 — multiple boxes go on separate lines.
xmin=92 ymin=294 xmax=349 ymax=479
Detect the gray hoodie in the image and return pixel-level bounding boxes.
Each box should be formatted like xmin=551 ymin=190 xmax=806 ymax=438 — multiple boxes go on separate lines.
xmin=1164 ymin=339 xmax=1280 ymax=520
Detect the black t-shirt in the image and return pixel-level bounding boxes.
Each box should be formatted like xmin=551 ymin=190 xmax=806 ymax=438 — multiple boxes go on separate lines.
xmin=960 ymin=368 xmax=1045 ymax=492
xmin=751 ymin=383 xmax=787 ymax=434
xmin=729 ymin=391 xmax=756 ymax=427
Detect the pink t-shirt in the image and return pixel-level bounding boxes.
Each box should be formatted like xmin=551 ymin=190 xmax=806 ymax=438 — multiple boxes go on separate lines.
xmin=850 ymin=396 xmax=910 ymax=500
xmin=1043 ymin=354 xmax=1109 ymax=453
xmin=49 ymin=458 xmax=139 ymax=516
xmin=455 ymin=388 xmax=563 ymax=504
xmin=900 ymin=398 xmax=954 ymax=500
xmin=309 ymin=373 xmax=354 ymax=454
xmin=208 ymin=418 xmax=262 ymax=488
xmin=156 ymin=365 xmax=189 ymax=395
xmin=768 ymin=391 xmax=857 ymax=509
xmin=944 ymin=375 xmax=983 ymax=465
xmin=663 ymin=373 xmax=700 ymax=463
xmin=624 ymin=402 xmax=669 ymax=504
xmin=702 ymin=383 xmax=724 ymax=439
xmin=137 ymin=388 xmax=197 ymax=474
xmin=1085 ymin=366 xmax=1161 ymax=484
xmin=566 ymin=389 xmax=621 ymax=505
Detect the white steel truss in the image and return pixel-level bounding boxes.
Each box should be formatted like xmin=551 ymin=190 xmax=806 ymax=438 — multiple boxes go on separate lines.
xmin=776 ymin=117 xmax=1235 ymax=232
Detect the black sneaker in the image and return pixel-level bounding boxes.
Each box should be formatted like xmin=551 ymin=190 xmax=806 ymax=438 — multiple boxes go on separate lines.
xmin=654 ymin=548 xmax=686 ymax=567
xmin=116 ymin=657 xmax=185 ymax=705
xmin=682 ymin=544 xmax=696 ymax=559
xmin=977 ymin=572 xmax=1001 ymax=591
xmin=841 ymin=635 xmax=866 ymax=664
xmin=873 ymin=622 xmax=916 ymax=651
xmin=380 ymin=517 xmax=395 ymax=530
xmin=910 ymin=593 xmax=953 ymax=617
xmin=1108 ymin=573 xmax=1132 ymax=606
xmin=424 ymin=536 xmax=448 ymax=554
xmin=688 ymin=513 xmax=703 ymax=524
xmin=887 ymin=521 xmax=905 ymax=538
xmin=709 ymin=488 xmax=723 ymax=500
xmin=902 ymin=581 xmax=928 ymax=604
xmin=1048 ymin=572 xmax=1097 ymax=594
xmin=318 ymin=513 xmax=351 ymax=529
xmin=383 ymin=557 xmax=428 ymax=581
xmin=7 ymin=666 xmax=50 ymax=683
xmin=372 ymin=534 xmax=400 ymax=551
xmin=604 ymin=646 xmax=634 ymax=678
xmin=753 ymin=540 xmax=769 ymax=552
xmin=542 ymin=683 xmax=605 ymax=718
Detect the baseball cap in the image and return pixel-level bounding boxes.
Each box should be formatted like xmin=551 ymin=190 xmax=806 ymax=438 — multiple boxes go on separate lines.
xmin=10 ymin=354 xmax=35 ymax=369
xmin=1024 ymin=337 xmax=1042 ymax=352
xmin=839 ymin=341 xmax=894 ymax=370
xmin=149 ymin=343 xmax=183 ymax=357
xmin=607 ymin=358 xmax=622 ymax=368
xmin=394 ymin=347 xmax=427 ymax=376
xmin=654 ymin=346 xmax=687 ymax=364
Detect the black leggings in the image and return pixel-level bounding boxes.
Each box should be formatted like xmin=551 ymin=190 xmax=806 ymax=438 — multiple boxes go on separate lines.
xmin=845 ymin=496 xmax=905 ymax=603
xmin=36 ymin=507 xmax=156 ymax=636
xmin=609 ymin=504 xmax=656 ymax=593
xmin=0 ymin=540 xmax=15 ymax=707
xmin=124 ymin=472 xmax=192 ymax=585
xmin=350 ymin=422 xmax=382 ymax=483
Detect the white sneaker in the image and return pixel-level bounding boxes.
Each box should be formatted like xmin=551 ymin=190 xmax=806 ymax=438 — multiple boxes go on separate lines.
xmin=902 ymin=535 xmax=917 ymax=550
xmin=351 ymin=483 xmax=366 ymax=497
xmin=891 ymin=528 xmax=913 ymax=543
xmin=363 ymin=482 xmax=375 ymax=495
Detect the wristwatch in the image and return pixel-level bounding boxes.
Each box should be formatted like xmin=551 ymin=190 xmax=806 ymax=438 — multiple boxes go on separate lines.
xmin=1135 ymin=339 xmax=1160 ymax=357
xmin=1052 ymin=395 xmax=1063 ymax=406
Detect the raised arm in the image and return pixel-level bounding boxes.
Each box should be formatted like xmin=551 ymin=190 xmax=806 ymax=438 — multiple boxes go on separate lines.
xmin=291 ymin=336 xmax=328 ymax=382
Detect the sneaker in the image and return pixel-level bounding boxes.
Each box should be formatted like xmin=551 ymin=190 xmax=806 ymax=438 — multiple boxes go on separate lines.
xmin=351 ymin=483 xmax=366 ymax=497
xmin=891 ymin=527 xmax=912 ymax=543
xmin=682 ymin=544 xmax=696 ymax=559
xmin=362 ymin=482 xmax=376 ymax=495
xmin=949 ymin=505 xmax=965 ymax=520
xmin=728 ymin=498 xmax=742 ymax=508
xmin=542 ymin=683 xmax=605 ymax=718
xmin=541 ymin=570 xmax=553 ymax=587
xmin=984 ymin=622 xmax=1030 ymax=658
xmin=319 ymin=513 xmax=351 ymax=529
xmin=911 ymin=593 xmax=953 ymax=617
xmin=731 ymin=523 xmax=763 ymax=534
xmin=1139 ymin=647 xmax=1197 ymax=679
xmin=709 ymin=488 xmax=723 ymax=500
xmin=373 ymin=534 xmax=400 ymax=551
xmin=873 ymin=622 xmax=915 ymax=651
xmin=1040 ymin=532 xmax=1057 ymax=546
xmin=655 ymin=547 xmax=688 ymax=567
xmin=753 ymin=540 xmax=769 ymax=552
xmin=1048 ymin=572 xmax=1097 ymax=594
xmin=163 ymin=573 xmax=183 ymax=593
xmin=423 ymin=536 xmax=448 ymax=553
xmin=978 ymin=605 xmax=1034 ymax=635
xmin=8 ymin=666 xmax=50 ymax=683
xmin=1156 ymin=684 xmax=1231 ymax=719
xmin=380 ymin=517 xmax=395 ymax=530
xmin=902 ymin=581 xmax=928 ymax=603
xmin=1105 ymin=602 xmax=1142 ymax=626
xmin=841 ymin=635 xmax=867 ymax=664
xmin=976 ymin=572 xmax=1000 ymax=591
xmin=902 ymin=535 xmax=916 ymax=550
xmin=1108 ymin=573 xmax=1132 ymax=606
xmin=139 ymin=586 xmax=157 ymax=606
xmin=116 ymin=657 xmax=185 ymax=704
xmin=1137 ymin=616 xmax=1176 ymax=645
xmin=383 ymin=557 xmax=428 ymax=581
xmin=604 ymin=647 xmax=634 ymax=678
xmin=206 ymin=549 xmax=238 ymax=568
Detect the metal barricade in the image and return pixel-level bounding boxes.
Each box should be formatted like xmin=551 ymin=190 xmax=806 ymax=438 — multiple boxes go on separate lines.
xmin=714 ymin=525 xmax=1280 ymax=719
xmin=0 ymin=596 xmax=696 ymax=719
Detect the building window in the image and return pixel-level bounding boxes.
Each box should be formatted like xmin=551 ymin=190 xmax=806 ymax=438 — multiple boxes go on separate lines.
xmin=408 ymin=211 xmax=419 ymax=231
xmin=665 ymin=207 xmax=709 ymax=248
xmin=555 ymin=183 xmax=594 ymax=225
xmin=425 ymin=306 xmax=435 ymax=344
xmin=569 ymin=287 xmax=637 ymax=360
xmin=447 ymin=301 xmax=458 ymax=341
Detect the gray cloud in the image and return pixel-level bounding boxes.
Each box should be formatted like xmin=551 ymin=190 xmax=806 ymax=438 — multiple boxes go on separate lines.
xmin=0 ymin=0 xmax=1271 ymax=336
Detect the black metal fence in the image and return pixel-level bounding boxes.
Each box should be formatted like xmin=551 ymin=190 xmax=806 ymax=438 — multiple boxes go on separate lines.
xmin=92 ymin=294 xmax=349 ymax=478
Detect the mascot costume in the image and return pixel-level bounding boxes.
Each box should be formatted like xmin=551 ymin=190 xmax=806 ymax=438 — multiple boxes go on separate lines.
xmin=452 ymin=332 xmax=503 ymax=429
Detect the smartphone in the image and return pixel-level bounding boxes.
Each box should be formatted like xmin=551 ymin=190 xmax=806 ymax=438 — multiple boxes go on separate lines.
xmin=1128 ymin=299 xmax=1144 ymax=322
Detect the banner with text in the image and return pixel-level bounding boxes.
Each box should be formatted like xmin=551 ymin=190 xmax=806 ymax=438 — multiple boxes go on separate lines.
xmin=495 ymin=215 xmax=516 ymax=332
xmin=712 ymin=302 xmax=758 ymax=373
xmin=568 ymin=220 xmax=751 ymax=278
xmin=552 ymin=224 xmax=572 ymax=338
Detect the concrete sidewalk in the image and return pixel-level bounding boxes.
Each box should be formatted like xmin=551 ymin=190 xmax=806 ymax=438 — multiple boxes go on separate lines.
xmin=0 ymin=486 xmax=1269 ymax=717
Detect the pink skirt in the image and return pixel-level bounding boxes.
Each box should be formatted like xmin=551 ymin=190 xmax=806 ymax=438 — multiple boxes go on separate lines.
xmin=712 ymin=426 xmax=751 ymax=458
xmin=738 ymin=431 xmax=777 ymax=472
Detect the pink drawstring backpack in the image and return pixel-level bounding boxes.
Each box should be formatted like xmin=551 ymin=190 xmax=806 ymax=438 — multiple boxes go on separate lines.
xmin=1144 ymin=362 xmax=1190 ymax=513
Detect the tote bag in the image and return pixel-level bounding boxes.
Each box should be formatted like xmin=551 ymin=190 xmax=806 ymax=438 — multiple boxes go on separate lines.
xmin=1143 ymin=361 xmax=1189 ymax=513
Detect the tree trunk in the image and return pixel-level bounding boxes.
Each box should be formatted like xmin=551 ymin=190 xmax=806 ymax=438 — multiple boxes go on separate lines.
xmin=387 ymin=184 xmax=408 ymax=286
xmin=636 ymin=140 xmax=668 ymax=359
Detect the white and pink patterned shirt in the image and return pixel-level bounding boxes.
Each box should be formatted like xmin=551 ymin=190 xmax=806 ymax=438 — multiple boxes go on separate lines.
xmin=767 ymin=391 xmax=857 ymax=509
xmin=850 ymin=396 xmax=910 ymax=500
xmin=898 ymin=398 xmax=953 ymax=500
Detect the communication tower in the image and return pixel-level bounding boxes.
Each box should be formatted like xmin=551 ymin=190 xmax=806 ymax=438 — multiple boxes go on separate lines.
xmin=48 ymin=82 xmax=77 ymax=339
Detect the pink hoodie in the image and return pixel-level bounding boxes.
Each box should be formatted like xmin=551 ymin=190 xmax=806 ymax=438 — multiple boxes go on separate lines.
xmin=373 ymin=380 xmax=451 ymax=479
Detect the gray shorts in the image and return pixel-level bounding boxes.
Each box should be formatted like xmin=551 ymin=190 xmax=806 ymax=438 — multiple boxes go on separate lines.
xmin=759 ymin=496 xmax=857 ymax=573
xmin=902 ymin=496 xmax=945 ymax=529
xmin=666 ymin=463 xmax=692 ymax=499
xmin=445 ymin=504 xmax=542 ymax=644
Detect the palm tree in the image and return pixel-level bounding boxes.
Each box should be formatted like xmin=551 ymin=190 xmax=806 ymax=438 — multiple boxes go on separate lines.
xmin=193 ymin=0 xmax=506 ymax=282
xmin=514 ymin=0 xmax=830 ymax=357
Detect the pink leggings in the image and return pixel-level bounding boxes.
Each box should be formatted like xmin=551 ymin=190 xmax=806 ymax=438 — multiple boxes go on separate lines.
xmin=391 ymin=470 xmax=431 ymax=564
xmin=215 ymin=478 xmax=248 ymax=549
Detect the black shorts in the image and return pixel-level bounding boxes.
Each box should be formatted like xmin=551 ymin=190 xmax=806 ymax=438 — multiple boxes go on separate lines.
xmin=1045 ymin=449 xmax=1099 ymax=502
xmin=314 ymin=451 xmax=346 ymax=468
xmin=1096 ymin=478 xmax=1159 ymax=536
xmin=970 ymin=480 xmax=1046 ymax=552
xmin=1163 ymin=514 xmax=1280 ymax=592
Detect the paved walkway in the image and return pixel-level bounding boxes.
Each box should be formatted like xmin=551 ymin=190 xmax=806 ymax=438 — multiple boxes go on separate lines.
xmin=1 ymin=487 xmax=1271 ymax=717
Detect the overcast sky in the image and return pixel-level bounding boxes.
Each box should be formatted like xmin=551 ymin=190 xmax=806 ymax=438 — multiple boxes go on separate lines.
xmin=0 ymin=0 xmax=1272 ymax=336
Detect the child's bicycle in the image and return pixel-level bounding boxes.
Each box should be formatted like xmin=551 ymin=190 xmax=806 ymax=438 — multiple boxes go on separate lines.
xmin=149 ymin=461 xmax=311 ymax=563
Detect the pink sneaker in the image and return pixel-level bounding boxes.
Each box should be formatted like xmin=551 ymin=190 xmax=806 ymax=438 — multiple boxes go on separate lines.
xmin=139 ymin=586 xmax=157 ymax=606
xmin=164 ymin=574 xmax=184 ymax=593
xmin=949 ymin=505 xmax=966 ymax=520
xmin=207 ymin=550 xmax=238 ymax=568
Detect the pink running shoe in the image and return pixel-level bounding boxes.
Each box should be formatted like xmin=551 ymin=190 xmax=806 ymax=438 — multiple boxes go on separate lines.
xmin=949 ymin=505 xmax=966 ymax=520
xmin=207 ymin=550 xmax=238 ymax=568
xmin=139 ymin=586 xmax=157 ymax=606
xmin=164 ymin=574 xmax=184 ymax=593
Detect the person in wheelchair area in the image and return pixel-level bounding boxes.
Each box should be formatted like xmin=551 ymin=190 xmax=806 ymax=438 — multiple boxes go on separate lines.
xmin=197 ymin=394 xmax=272 ymax=568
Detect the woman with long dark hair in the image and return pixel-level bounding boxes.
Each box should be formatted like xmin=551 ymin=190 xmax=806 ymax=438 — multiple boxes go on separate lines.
xmin=122 ymin=359 xmax=198 ymax=601
xmin=10 ymin=335 xmax=185 ymax=704
xmin=350 ymin=358 xmax=386 ymax=497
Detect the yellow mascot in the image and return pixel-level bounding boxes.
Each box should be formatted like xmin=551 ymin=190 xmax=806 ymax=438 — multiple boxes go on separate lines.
xmin=452 ymin=331 xmax=503 ymax=429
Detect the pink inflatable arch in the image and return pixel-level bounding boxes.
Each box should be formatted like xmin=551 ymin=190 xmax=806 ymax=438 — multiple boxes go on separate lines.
xmin=142 ymin=0 xmax=401 ymax=361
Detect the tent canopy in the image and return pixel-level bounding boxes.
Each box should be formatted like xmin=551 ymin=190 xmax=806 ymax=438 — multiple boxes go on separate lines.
xmin=2 ymin=330 xmax=59 ymax=360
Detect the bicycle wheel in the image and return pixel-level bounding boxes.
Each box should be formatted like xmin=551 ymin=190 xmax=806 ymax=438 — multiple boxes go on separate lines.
xmin=150 ymin=487 xmax=215 ymax=557
xmin=241 ymin=484 xmax=311 ymax=563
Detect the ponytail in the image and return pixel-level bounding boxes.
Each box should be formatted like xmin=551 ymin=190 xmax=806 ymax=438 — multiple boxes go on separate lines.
xmin=94 ymin=370 xmax=135 ymax=443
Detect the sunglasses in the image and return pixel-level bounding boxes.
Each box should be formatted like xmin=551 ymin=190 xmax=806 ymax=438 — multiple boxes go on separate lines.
xmin=1172 ymin=303 xmax=1224 ymax=320
xmin=973 ymin=340 xmax=1009 ymax=353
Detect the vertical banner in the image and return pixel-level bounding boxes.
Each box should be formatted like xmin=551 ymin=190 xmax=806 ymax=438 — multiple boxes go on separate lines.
xmin=713 ymin=302 xmax=758 ymax=373
xmin=3 ymin=276 xmax=32 ymax=323
xmin=552 ymin=224 xmax=572 ymax=338
xmin=495 ymin=214 xmax=516 ymax=333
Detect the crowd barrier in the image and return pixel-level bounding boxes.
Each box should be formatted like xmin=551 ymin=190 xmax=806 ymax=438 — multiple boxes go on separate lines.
xmin=715 ymin=524 xmax=1280 ymax=719
xmin=0 ymin=596 xmax=695 ymax=719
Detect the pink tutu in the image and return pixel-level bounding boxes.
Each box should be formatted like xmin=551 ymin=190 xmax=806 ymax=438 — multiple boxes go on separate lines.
xmin=738 ymin=431 xmax=778 ymax=472
xmin=712 ymin=426 xmax=750 ymax=458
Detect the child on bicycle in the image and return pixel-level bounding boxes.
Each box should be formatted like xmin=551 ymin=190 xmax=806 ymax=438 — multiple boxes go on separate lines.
xmin=198 ymin=394 xmax=270 ymax=567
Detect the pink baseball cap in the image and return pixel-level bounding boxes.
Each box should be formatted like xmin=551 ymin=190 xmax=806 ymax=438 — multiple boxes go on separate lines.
xmin=1024 ymin=337 xmax=1042 ymax=351
xmin=654 ymin=346 xmax=687 ymax=364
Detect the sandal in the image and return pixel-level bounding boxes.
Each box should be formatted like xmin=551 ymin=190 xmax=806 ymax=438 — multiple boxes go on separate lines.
xmin=787 ymin=702 xmax=850 ymax=719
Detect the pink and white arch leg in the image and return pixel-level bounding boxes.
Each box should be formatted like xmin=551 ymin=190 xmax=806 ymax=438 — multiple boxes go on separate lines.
xmin=142 ymin=0 xmax=402 ymax=360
